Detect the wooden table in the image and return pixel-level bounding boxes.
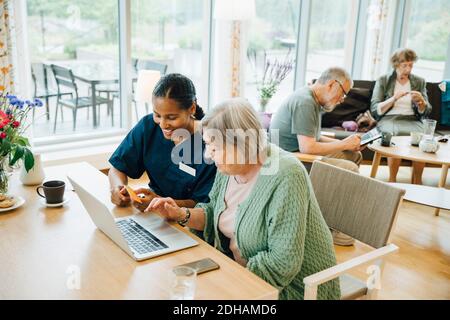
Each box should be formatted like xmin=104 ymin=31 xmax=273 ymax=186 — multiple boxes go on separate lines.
xmin=389 ymin=183 xmax=450 ymax=211
xmin=0 ymin=163 xmax=278 ymax=300
xmin=369 ymin=136 xmax=449 ymax=216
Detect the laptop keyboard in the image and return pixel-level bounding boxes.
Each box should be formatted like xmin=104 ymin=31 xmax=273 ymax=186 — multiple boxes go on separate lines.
xmin=116 ymin=219 xmax=168 ymax=255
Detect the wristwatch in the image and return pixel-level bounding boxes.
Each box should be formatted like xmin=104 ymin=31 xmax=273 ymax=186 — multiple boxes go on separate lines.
xmin=177 ymin=207 xmax=191 ymax=227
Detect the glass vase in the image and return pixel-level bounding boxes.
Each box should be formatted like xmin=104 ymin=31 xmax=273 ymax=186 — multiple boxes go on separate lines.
xmin=259 ymin=100 xmax=268 ymax=112
xmin=0 ymin=157 xmax=9 ymax=195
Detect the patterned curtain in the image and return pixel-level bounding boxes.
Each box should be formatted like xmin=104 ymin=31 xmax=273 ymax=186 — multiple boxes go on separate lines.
xmin=364 ymin=0 xmax=391 ymax=79
xmin=0 ymin=0 xmax=14 ymax=94
xmin=230 ymin=21 xmax=241 ymax=97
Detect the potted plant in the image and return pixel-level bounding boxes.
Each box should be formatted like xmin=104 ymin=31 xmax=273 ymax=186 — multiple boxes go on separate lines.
xmin=0 ymin=94 xmax=40 ymax=194
xmin=248 ymin=49 xmax=294 ymax=110
xmin=248 ymin=49 xmax=294 ymax=129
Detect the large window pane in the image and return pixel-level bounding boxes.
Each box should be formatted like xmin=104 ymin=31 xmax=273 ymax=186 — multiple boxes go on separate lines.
xmin=245 ymin=0 xmax=300 ymax=113
xmin=27 ymin=0 xmax=121 ymax=138
xmin=405 ymin=0 xmax=450 ymax=82
xmin=306 ymin=0 xmax=352 ymax=82
xmin=131 ymin=0 xmax=207 ymax=122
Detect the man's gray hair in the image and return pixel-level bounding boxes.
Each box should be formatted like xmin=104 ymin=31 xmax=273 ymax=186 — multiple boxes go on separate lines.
xmin=317 ymin=67 xmax=353 ymax=86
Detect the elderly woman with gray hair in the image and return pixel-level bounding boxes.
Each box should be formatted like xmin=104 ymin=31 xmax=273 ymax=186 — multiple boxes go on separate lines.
xmin=371 ymin=48 xmax=433 ymax=184
xmin=145 ymin=98 xmax=340 ymax=300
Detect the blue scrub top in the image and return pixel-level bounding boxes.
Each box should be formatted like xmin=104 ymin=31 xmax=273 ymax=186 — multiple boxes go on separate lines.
xmin=109 ymin=114 xmax=217 ymax=203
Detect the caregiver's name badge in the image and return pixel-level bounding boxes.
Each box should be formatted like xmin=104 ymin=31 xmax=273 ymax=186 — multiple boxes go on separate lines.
xmin=179 ymin=162 xmax=196 ymax=177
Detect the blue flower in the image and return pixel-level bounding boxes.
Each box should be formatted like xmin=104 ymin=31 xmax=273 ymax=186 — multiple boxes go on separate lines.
xmin=9 ymin=98 xmax=18 ymax=106
xmin=33 ymin=98 xmax=43 ymax=107
xmin=17 ymin=100 xmax=25 ymax=109
xmin=6 ymin=94 xmax=17 ymax=100
xmin=25 ymin=99 xmax=35 ymax=107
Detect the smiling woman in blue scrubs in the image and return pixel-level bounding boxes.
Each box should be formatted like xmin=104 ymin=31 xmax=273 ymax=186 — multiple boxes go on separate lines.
xmin=108 ymin=73 xmax=217 ymax=211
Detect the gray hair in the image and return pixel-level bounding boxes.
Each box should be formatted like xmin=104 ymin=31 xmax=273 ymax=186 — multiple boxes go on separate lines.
xmin=202 ymin=98 xmax=268 ymax=164
xmin=390 ymin=48 xmax=418 ymax=68
xmin=317 ymin=67 xmax=353 ymax=86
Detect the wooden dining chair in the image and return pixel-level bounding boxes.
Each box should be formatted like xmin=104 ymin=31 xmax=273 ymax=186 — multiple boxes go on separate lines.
xmin=304 ymin=161 xmax=405 ymax=300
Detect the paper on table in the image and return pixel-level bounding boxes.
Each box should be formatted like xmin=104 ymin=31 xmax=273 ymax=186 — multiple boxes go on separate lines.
xmin=124 ymin=185 xmax=142 ymax=203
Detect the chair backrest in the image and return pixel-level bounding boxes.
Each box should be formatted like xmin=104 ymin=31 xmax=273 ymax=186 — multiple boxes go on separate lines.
xmin=136 ymin=59 xmax=168 ymax=75
xmin=31 ymin=67 xmax=38 ymax=98
xmin=309 ymin=161 xmax=405 ymax=248
xmin=31 ymin=63 xmax=58 ymax=92
xmin=51 ymin=64 xmax=77 ymax=93
xmin=131 ymin=58 xmax=138 ymax=72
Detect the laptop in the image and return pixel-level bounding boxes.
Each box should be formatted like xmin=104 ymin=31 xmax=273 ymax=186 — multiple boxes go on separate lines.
xmin=67 ymin=174 xmax=198 ymax=261
xmin=360 ymin=127 xmax=382 ymax=146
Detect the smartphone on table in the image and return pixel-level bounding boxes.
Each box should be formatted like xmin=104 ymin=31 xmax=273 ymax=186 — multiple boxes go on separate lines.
xmin=177 ymin=258 xmax=220 ymax=274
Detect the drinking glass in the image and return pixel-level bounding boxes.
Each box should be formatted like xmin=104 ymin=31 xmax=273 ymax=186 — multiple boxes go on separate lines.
xmin=168 ymin=266 xmax=197 ymax=300
xmin=423 ymin=119 xmax=437 ymax=140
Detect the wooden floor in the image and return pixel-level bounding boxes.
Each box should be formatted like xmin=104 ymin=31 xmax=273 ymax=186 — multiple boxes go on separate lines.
xmin=337 ymin=164 xmax=450 ymax=299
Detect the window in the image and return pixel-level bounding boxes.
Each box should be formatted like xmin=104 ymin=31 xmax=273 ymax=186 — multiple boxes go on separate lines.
xmin=244 ymin=0 xmax=300 ymax=113
xmin=27 ymin=0 xmax=121 ymax=139
xmin=305 ymin=0 xmax=353 ymax=82
xmin=404 ymin=0 xmax=450 ymax=82
xmin=131 ymin=0 xmax=208 ymax=122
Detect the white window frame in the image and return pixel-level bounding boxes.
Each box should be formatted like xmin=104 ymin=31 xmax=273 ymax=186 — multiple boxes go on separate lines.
xmin=350 ymin=0 xmax=370 ymax=80
xmin=16 ymin=0 xmax=214 ymax=153
xmin=294 ymin=0 xmax=365 ymax=87
xmin=395 ymin=0 xmax=450 ymax=80
xmin=293 ymin=0 xmax=311 ymax=89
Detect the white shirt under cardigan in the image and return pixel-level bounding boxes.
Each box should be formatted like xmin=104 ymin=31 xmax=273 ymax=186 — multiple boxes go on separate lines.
xmin=378 ymin=80 xmax=414 ymax=116
xmin=218 ymin=169 xmax=260 ymax=267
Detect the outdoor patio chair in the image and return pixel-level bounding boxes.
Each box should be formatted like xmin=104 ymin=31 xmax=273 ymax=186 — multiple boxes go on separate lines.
xmin=31 ymin=63 xmax=72 ymax=121
xmin=51 ymin=64 xmax=113 ymax=132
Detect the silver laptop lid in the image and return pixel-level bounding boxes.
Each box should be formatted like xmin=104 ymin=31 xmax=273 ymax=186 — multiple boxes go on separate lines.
xmin=67 ymin=174 xmax=134 ymax=258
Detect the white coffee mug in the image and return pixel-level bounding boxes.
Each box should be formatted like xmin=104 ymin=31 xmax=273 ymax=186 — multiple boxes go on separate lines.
xmin=410 ymin=131 xmax=423 ymax=146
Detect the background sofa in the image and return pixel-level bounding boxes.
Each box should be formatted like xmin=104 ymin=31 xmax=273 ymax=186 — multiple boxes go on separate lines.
xmin=320 ymin=80 xmax=450 ymax=161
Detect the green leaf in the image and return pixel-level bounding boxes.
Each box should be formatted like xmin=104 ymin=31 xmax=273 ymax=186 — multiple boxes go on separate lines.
xmin=0 ymin=139 xmax=11 ymax=156
xmin=16 ymin=136 xmax=30 ymax=147
xmin=24 ymin=149 xmax=35 ymax=172
xmin=10 ymin=145 xmax=24 ymax=166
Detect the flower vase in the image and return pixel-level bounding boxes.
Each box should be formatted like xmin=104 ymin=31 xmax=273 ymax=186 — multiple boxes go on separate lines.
xmin=20 ymin=153 xmax=44 ymax=186
xmin=259 ymin=112 xmax=273 ymax=131
xmin=259 ymin=98 xmax=270 ymax=112
xmin=258 ymin=99 xmax=273 ymax=131
xmin=0 ymin=157 xmax=10 ymax=195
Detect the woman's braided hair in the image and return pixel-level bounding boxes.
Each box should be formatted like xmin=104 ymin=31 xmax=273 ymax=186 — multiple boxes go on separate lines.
xmin=152 ymin=73 xmax=205 ymax=119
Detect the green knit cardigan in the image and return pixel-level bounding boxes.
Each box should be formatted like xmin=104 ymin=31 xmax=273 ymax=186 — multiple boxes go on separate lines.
xmin=194 ymin=144 xmax=341 ymax=300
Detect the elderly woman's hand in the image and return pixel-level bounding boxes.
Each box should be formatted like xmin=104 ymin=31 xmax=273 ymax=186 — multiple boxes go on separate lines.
xmin=144 ymin=197 xmax=185 ymax=221
xmin=410 ymin=91 xmax=424 ymax=102
xmin=394 ymin=91 xmax=409 ymax=101
xmin=410 ymin=91 xmax=426 ymax=110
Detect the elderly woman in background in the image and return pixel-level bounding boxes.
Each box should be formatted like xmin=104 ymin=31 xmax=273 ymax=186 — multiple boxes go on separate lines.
xmin=145 ymin=98 xmax=340 ymax=300
xmin=371 ymin=48 xmax=432 ymax=184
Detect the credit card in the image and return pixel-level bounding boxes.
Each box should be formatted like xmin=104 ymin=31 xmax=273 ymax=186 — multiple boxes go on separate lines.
xmin=124 ymin=185 xmax=142 ymax=203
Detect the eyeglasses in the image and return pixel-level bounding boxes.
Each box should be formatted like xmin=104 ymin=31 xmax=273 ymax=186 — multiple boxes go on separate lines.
xmin=335 ymin=80 xmax=349 ymax=99
xmin=399 ymin=62 xmax=414 ymax=69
